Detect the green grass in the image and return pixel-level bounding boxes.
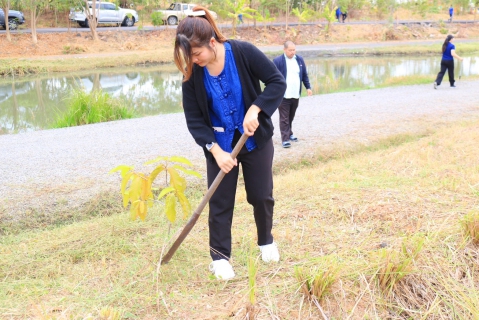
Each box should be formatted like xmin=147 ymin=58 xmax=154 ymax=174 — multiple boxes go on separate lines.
xmin=3 ymin=119 xmax=479 ymax=318
xmin=0 ymin=49 xmax=174 ymax=77
xmin=52 ymin=88 xmax=135 ymax=128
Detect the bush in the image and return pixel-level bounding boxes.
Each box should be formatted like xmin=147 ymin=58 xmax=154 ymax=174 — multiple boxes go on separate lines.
xmin=53 ymin=88 xmax=135 ymax=128
xmin=151 ymin=12 xmax=164 ymax=27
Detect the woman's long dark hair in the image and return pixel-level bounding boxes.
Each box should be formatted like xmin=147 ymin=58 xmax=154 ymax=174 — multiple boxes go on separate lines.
xmin=173 ymin=6 xmax=227 ymax=81
xmin=442 ymin=34 xmax=454 ymax=53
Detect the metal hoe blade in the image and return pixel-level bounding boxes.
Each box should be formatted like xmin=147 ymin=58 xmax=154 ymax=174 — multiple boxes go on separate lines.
xmin=160 ymin=133 xmax=249 ymax=265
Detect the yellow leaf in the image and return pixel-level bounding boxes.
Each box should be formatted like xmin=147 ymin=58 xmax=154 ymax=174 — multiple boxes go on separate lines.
xmin=144 ymin=156 xmax=168 ymax=165
xmin=109 ymin=165 xmax=133 ymax=177
xmin=148 ymin=164 xmax=166 ymax=184
xmin=167 ymin=156 xmax=193 ymax=166
xmin=158 ymin=186 xmax=175 ymax=200
xmin=165 ymin=193 xmax=177 ymax=223
xmin=177 ymin=192 xmax=191 ymax=218
xmin=141 ymin=177 xmax=151 ymax=201
xmin=138 ymin=201 xmax=147 ymax=221
xmin=168 ymin=168 xmax=186 ymax=193
xmin=121 ymin=172 xmax=133 ymax=195
xmin=130 ymin=201 xmax=140 ymax=220
xmin=129 ymin=174 xmax=143 ymax=202
xmin=172 ymin=164 xmax=202 ymax=178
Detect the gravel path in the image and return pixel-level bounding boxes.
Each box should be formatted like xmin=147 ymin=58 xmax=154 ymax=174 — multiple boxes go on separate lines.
xmin=1 ymin=80 xmax=479 ymax=216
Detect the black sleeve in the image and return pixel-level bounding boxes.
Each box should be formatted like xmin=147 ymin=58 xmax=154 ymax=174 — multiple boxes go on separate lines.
xmin=182 ymin=75 xmax=216 ymax=148
xmin=239 ymin=42 xmax=286 ymax=117
xmin=300 ymin=56 xmax=312 ymax=90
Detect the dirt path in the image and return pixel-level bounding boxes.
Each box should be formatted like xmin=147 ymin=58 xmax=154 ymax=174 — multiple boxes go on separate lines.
xmin=1 ymin=79 xmax=479 ymax=218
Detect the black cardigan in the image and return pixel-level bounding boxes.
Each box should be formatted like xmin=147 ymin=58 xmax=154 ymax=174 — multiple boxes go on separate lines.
xmin=181 ymin=40 xmax=286 ymax=162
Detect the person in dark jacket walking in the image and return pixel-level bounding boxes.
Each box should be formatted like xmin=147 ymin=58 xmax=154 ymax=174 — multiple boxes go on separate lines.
xmin=273 ymin=41 xmax=312 ymax=148
xmin=174 ymin=6 xmax=286 ymax=280
xmin=448 ymin=5 xmax=454 ymax=22
xmin=434 ymin=34 xmax=463 ymax=89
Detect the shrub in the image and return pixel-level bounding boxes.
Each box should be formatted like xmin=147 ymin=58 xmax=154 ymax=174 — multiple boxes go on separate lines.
xmin=151 ymin=12 xmax=164 ymax=27
xmin=53 ymin=88 xmax=135 ymax=128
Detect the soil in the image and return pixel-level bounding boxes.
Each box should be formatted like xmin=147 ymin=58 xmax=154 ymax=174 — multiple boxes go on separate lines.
xmin=2 ymin=11 xmax=479 ymax=60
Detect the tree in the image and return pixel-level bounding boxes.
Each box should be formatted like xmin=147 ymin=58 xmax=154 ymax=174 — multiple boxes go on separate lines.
xmin=322 ymin=0 xmax=336 ymax=35
xmin=291 ymin=3 xmax=316 ymax=32
xmin=80 ymin=0 xmax=100 ymax=41
xmin=24 ymin=0 xmax=49 ymax=44
xmin=0 ymin=0 xmax=12 ymax=42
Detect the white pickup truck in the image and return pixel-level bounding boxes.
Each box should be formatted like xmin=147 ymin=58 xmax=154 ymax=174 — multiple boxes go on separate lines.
xmin=155 ymin=3 xmax=217 ymax=25
xmin=69 ymin=1 xmax=139 ymax=28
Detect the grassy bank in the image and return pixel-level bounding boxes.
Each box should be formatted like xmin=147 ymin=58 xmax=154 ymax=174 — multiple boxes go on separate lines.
xmin=0 ymin=49 xmax=173 ymax=77
xmin=2 ymin=41 xmax=478 ymax=77
xmin=1 ymin=119 xmax=479 ymax=318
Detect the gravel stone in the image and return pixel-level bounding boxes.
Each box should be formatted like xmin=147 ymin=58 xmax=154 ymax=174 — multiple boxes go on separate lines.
xmin=1 ymin=80 xmax=479 ymax=216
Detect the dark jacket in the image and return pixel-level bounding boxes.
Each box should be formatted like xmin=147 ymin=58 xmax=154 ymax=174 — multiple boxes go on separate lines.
xmin=182 ymin=40 xmax=286 ymax=162
xmin=272 ymin=54 xmax=311 ymax=96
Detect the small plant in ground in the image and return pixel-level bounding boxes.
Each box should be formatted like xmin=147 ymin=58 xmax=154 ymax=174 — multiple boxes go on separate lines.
xmin=53 ymin=88 xmax=135 ymax=128
xmin=62 ymin=44 xmax=86 ymax=54
xmin=294 ymin=258 xmax=339 ymax=302
xmin=440 ymin=28 xmax=448 ymax=34
xmin=99 ymin=306 xmax=123 ymax=320
xmin=110 ymin=156 xmax=201 ymax=222
xmin=375 ymin=235 xmax=424 ymax=296
xmin=461 ymin=211 xmax=479 ymax=244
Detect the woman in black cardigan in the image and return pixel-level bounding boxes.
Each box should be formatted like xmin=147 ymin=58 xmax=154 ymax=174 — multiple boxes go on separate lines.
xmin=174 ymin=6 xmax=286 ymax=280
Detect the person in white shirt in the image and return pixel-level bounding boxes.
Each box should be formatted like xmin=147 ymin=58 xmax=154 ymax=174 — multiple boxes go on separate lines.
xmin=273 ymin=41 xmax=313 ymax=148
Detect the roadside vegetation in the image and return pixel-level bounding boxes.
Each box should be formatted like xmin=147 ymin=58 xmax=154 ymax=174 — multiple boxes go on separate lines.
xmin=1 ymin=119 xmax=479 ymax=318
xmin=52 ymin=88 xmax=135 ymax=128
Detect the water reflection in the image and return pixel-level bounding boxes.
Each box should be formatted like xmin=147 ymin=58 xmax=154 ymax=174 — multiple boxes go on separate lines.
xmin=0 ymin=55 xmax=477 ymax=134
xmin=307 ymin=55 xmax=477 ymax=93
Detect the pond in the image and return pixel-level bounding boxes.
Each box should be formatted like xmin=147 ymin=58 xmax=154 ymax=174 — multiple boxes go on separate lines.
xmin=0 ymin=55 xmax=477 ymax=134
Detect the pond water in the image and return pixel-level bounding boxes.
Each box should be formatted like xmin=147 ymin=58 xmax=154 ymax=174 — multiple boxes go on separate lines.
xmin=0 ymin=55 xmax=477 ymax=134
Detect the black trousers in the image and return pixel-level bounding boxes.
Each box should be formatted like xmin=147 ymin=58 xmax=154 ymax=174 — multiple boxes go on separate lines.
xmin=206 ymin=138 xmax=275 ymax=261
xmin=279 ymin=98 xmax=299 ymax=143
xmin=435 ymin=59 xmax=455 ymax=86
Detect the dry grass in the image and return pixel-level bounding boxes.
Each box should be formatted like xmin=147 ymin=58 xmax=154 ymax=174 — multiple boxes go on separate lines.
xmin=1 ymin=119 xmax=479 ymax=318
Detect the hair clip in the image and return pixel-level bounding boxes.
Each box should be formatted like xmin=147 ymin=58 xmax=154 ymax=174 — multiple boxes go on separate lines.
xmin=187 ymin=10 xmax=206 ymax=17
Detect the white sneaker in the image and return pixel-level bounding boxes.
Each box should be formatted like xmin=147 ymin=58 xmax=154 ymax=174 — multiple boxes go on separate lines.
xmin=259 ymin=242 xmax=280 ymax=262
xmin=209 ymin=259 xmax=235 ymax=280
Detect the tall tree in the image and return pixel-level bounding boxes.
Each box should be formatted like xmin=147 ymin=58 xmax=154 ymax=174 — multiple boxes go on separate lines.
xmin=0 ymin=0 xmax=13 ymax=41
xmin=24 ymin=0 xmax=49 ymax=44
xmin=82 ymin=0 xmax=99 ymax=41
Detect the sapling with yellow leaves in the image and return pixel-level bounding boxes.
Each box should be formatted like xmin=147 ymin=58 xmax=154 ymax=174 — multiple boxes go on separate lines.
xmin=110 ymin=156 xmax=201 ymax=222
